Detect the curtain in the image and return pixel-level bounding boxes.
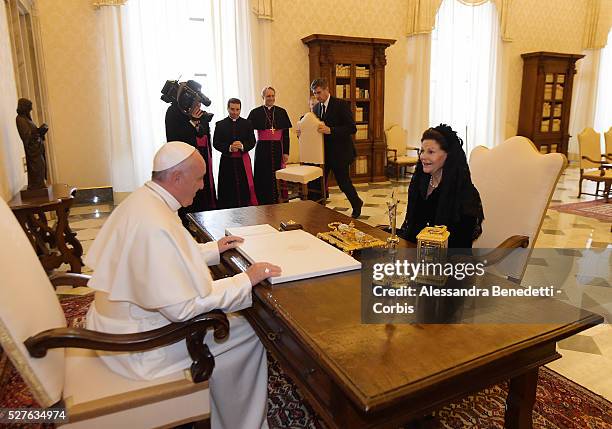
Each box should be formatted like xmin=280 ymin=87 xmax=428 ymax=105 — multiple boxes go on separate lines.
xmin=594 ymin=29 xmax=612 ymax=149
xmin=404 ymin=33 xmax=432 ymax=146
xmin=429 ymin=0 xmax=502 ymax=154
xmin=101 ymin=0 xmax=256 ymax=193
xmin=567 ymin=51 xmax=600 ymax=159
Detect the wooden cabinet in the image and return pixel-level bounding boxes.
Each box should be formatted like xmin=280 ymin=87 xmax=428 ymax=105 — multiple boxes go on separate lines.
xmin=518 ymin=52 xmax=584 ymax=156
xmin=302 ymin=34 xmax=395 ymax=183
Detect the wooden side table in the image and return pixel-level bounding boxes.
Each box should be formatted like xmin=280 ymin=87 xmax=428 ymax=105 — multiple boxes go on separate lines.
xmin=9 ymin=184 xmax=83 ymax=273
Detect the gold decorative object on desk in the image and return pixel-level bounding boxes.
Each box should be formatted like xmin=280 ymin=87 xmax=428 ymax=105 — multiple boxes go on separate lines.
xmin=317 ymin=222 xmax=386 ymax=254
xmin=417 ymin=225 xmax=449 ymax=263
xmin=416 ymin=225 xmax=450 ymax=286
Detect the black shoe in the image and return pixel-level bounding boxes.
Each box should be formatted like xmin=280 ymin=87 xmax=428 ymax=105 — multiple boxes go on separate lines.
xmin=351 ymin=200 xmax=363 ymax=218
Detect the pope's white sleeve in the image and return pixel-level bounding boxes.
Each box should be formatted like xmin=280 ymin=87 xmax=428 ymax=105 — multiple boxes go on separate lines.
xmin=196 ymin=241 xmax=221 ymax=266
xmin=158 ymin=272 xmax=252 ymax=322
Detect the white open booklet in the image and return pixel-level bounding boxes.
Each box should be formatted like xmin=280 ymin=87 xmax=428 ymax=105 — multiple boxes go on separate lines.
xmin=225 ymin=225 xmax=361 ymax=284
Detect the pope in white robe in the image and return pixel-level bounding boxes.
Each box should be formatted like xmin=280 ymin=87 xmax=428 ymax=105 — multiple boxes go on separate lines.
xmin=85 ymin=141 xmax=281 ymax=429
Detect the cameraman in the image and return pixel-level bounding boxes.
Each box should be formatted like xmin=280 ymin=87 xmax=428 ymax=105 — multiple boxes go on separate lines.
xmin=165 ymin=80 xmax=217 ymax=225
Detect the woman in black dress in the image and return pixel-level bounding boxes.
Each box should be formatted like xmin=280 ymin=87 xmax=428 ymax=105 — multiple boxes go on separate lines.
xmin=398 ymin=124 xmax=484 ymax=248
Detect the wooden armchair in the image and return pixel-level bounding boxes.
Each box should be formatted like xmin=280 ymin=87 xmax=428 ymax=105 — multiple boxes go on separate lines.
xmin=577 ymin=127 xmax=611 ymax=200
xmin=469 ymin=136 xmax=567 ymax=282
xmin=0 ymin=198 xmax=228 ymax=428
xmin=385 ymin=125 xmax=419 ymax=180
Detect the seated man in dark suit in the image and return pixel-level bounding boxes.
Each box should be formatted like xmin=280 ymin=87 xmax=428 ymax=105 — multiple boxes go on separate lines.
xmin=310 ymin=78 xmax=363 ymax=218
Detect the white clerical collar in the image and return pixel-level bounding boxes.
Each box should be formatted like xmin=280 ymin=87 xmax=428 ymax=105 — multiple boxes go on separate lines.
xmin=230 ymin=116 xmax=239 ymax=122
xmin=145 ymin=180 xmax=182 ymax=212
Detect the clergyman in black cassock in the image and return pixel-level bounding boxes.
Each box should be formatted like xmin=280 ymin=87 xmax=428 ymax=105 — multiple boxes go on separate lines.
xmin=311 ymin=78 xmax=363 ymax=218
xmin=165 ymin=102 xmax=217 ymax=225
xmin=213 ymin=98 xmax=258 ymax=209
xmin=248 ymin=87 xmax=292 ymax=205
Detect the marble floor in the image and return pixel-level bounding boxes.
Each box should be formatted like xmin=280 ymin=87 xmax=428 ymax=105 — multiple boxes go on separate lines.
xmin=60 ymin=165 xmax=612 ymax=401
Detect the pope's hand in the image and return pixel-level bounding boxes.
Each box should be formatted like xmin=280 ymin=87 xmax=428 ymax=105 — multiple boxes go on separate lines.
xmin=217 ymin=235 xmax=244 ymax=253
xmin=246 ymin=262 xmax=282 ymax=286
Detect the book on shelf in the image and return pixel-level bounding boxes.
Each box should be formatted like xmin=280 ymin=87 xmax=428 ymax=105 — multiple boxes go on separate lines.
xmin=355 ymin=107 xmax=364 ymax=122
xmin=356 ymin=124 xmax=368 ymax=139
xmin=336 ymin=84 xmax=344 ymax=98
xmin=335 ymin=64 xmax=350 ymax=77
xmin=353 ymin=88 xmax=370 ymax=99
xmin=355 ymin=66 xmax=369 ymax=78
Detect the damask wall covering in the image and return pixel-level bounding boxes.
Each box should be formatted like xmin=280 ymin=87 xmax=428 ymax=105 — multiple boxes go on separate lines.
xmin=36 ymin=0 xmax=111 ymax=188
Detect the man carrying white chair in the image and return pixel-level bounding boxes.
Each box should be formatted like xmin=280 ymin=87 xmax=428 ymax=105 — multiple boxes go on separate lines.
xmin=276 ymin=97 xmax=327 ymax=203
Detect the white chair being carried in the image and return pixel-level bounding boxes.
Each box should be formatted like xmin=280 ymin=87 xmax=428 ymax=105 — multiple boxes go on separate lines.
xmin=470 ymin=136 xmax=567 ymax=282
xmin=385 ymin=125 xmax=419 ymax=180
xmin=275 ymin=112 xmax=326 ymax=203
xmin=0 ymin=197 xmax=228 ymax=428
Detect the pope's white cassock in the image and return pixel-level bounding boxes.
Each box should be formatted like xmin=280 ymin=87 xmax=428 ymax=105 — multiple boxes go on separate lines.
xmin=85 ymin=144 xmax=268 ymax=429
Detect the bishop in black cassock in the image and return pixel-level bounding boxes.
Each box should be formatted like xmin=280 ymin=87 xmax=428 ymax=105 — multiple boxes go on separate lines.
xmin=213 ymin=98 xmax=258 ymax=209
xmin=247 ymin=87 xmax=292 ymax=205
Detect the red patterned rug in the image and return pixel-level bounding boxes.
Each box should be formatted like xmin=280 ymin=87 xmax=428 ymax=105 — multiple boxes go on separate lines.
xmin=550 ymin=199 xmax=612 ymax=222
xmin=1 ymin=294 xmax=611 ymax=428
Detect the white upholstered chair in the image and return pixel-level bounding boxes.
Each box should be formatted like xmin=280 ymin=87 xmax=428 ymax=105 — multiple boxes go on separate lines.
xmin=275 ymin=112 xmax=326 ymax=203
xmin=385 ymin=125 xmax=419 ymax=180
xmin=0 ymin=197 xmax=228 ymax=428
xmin=470 ymin=136 xmax=567 ymax=282
xmin=577 ymin=127 xmax=611 ymax=200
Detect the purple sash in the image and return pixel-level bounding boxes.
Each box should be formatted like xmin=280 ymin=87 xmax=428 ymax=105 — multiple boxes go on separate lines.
xmin=230 ymin=151 xmax=258 ymax=206
xmin=257 ymin=129 xmax=282 ymax=141
xmin=196 ymin=135 xmax=216 ymax=209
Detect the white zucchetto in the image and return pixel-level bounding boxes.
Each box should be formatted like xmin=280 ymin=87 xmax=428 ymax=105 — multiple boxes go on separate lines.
xmin=152 ymin=141 xmax=196 ymax=172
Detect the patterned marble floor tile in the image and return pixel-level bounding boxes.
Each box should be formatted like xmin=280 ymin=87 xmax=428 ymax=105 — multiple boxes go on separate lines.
xmin=75 ymin=228 xmax=101 ymax=241
xmin=558 ymin=335 xmax=603 ymax=355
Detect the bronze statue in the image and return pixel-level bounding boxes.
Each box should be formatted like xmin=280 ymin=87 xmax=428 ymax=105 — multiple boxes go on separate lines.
xmin=16 ymin=98 xmax=48 ymax=190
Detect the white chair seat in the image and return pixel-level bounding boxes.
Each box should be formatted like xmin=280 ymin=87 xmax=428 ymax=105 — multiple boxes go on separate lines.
xmin=63 ymin=348 xmax=209 ymax=428
xmin=276 ymin=165 xmax=323 ymax=184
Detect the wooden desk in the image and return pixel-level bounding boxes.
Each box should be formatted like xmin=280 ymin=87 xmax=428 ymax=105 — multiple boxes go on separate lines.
xmin=188 ymin=201 xmax=602 ymax=429
xmin=8 ymin=184 xmax=83 ymax=273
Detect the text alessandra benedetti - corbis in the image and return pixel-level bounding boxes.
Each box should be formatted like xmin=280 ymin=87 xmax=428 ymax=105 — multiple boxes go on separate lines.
xmin=372 ymin=285 xmax=558 ymax=297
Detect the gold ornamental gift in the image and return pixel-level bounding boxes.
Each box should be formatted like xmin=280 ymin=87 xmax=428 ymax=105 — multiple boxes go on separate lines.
xmin=317 ymin=222 xmax=386 ymax=254
xmin=416 ymin=225 xmax=450 ymax=263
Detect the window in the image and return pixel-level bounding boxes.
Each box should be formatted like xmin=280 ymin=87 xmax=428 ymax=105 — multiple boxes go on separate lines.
xmin=429 ymin=0 xmax=501 ymax=153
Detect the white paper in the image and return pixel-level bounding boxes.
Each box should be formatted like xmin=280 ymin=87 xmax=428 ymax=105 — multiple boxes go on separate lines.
xmin=235 ymin=229 xmax=361 ymax=284
xmin=225 ymin=224 xmax=280 ymax=237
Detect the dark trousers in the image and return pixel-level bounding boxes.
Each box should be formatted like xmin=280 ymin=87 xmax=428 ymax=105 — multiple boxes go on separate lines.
xmin=325 ymin=162 xmax=362 ymax=209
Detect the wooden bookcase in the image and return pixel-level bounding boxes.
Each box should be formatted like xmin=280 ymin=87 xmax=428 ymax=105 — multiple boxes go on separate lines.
xmin=302 ymin=34 xmax=395 ymax=183
xmin=517 ymin=52 xmax=584 ymax=156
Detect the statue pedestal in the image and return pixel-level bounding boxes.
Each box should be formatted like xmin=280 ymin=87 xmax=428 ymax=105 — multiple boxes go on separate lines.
xmin=20 ymin=186 xmax=51 ymax=199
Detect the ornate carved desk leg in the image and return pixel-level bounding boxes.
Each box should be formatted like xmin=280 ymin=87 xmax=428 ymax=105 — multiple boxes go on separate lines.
xmin=54 ymin=200 xmax=83 ymax=273
xmin=505 ymin=368 xmax=538 ymax=429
